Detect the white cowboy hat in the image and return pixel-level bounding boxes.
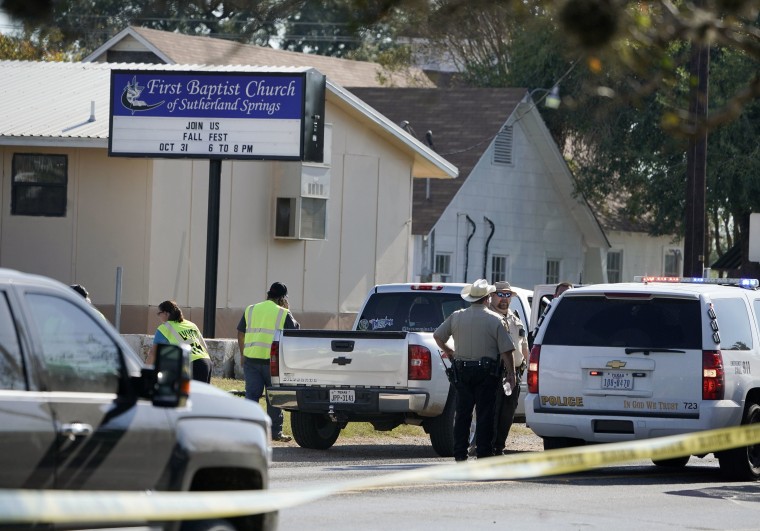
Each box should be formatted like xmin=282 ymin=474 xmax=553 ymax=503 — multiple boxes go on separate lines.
xmin=461 ymin=279 xmax=496 ymax=302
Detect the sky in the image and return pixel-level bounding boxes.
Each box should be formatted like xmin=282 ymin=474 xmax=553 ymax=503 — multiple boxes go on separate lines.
xmin=0 ymin=7 xmax=22 ymax=35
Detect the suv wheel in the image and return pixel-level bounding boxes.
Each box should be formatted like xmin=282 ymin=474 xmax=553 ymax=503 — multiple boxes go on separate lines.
xmin=291 ymin=411 xmax=341 ymax=449
xmin=719 ymin=402 xmax=760 ymax=481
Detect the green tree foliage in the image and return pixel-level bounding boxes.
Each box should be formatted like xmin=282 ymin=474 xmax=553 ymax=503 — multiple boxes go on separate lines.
xmin=0 ymin=32 xmax=65 ymax=60
xmin=3 ymin=0 xmax=308 ymax=59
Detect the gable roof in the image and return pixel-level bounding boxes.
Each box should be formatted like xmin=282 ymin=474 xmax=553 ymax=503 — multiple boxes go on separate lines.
xmin=350 ymin=87 xmax=608 ymax=248
xmin=84 ymin=26 xmax=435 ymax=89
xmin=348 ymin=87 xmax=526 ymax=235
xmin=0 ymin=60 xmax=456 ymax=179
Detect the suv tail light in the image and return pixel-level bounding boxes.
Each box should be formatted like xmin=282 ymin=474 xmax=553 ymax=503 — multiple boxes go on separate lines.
xmin=702 ymin=350 xmax=724 ymax=400
xmin=527 ymin=344 xmax=541 ymax=394
xmin=408 ymin=345 xmax=432 ymax=380
xmin=270 ymin=341 xmax=280 ymax=378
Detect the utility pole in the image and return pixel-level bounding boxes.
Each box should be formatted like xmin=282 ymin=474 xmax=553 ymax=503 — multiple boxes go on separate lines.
xmin=683 ymin=36 xmax=710 ymax=277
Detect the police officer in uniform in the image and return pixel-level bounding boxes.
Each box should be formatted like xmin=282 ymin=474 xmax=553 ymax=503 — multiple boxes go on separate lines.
xmin=147 ymin=300 xmax=213 ymax=383
xmin=238 ymin=282 xmax=299 ymax=442
xmin=434 ymin=279 xmax=515 ymax=461
xmin=490 ymin=281 xmax=530 ymax=454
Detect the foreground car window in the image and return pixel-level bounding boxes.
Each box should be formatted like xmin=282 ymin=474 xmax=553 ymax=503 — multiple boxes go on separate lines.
xmin=0 ymin=292 xmax=25 ymax=390
xmin=26 ymin=294 xmax=121 ymax=393
xmin=542 ymin=295 xmax=702 ymax=349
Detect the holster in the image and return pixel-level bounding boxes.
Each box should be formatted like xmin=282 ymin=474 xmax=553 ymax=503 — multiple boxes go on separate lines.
xmin=445 ymin=363 xmax=459 ymax=385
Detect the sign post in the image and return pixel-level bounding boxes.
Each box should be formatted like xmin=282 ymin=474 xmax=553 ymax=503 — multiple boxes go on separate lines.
xmin=109 ymin=67 xmax=326 ymax=336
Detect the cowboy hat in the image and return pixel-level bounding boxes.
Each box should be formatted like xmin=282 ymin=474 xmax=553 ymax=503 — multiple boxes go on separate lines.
xmin=494 ymin=281 xmax=512 ymax=291
xmin=461 ymin=279 xmax=496 ymax=302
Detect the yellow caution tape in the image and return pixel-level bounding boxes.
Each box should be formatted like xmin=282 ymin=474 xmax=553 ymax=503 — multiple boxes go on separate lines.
xmin=1 ymin=423 xmax=760 ymax=524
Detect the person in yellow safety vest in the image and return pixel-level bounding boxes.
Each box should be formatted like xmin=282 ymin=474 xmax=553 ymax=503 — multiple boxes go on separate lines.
xmin=237 ymin=282 xmax=299 ymax=443
xmin=147 ymin=300 xmax=213 ymax=383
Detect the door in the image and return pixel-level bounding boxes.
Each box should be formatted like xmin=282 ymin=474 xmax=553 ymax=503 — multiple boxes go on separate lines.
xmin=24 ymin=291 xmax=177 ymax=491
xmin=0 ymin=289 xmax=58 ymax=489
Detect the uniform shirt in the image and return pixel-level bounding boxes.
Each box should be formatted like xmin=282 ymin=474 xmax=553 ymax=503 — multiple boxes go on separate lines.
xmin=502 ymin=309 xmax=529 ymax=368
xmin=434 ymin=304 xmax=514 ymax=361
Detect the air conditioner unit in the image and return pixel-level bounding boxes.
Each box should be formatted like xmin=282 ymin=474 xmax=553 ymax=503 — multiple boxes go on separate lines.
xmin=273 ymin=163 xmax=329 ymax=240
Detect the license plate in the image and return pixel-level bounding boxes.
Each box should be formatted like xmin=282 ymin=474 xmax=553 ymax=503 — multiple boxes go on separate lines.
xmin=329 ymin=389 xmax=355 ymax=403
xmin=601 ymin=371 xmax=633 ymax=390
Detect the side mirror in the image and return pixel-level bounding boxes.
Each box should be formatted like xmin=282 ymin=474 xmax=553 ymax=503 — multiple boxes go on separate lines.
xmin=152 ymin=343 xmax=191 ymax=408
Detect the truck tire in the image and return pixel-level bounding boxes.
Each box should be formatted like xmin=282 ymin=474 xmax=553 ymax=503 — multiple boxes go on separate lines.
xmin=427 ymin=389 xmax=456 ymax=457
xmin=719 ymin=401 xmax=760 ymax=481
xmin=291 ymin=411 xmax=341 ymax=450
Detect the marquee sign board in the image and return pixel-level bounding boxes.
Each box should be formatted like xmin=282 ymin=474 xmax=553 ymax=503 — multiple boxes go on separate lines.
xmin=109 ymin=69 xmax=325 ymax=162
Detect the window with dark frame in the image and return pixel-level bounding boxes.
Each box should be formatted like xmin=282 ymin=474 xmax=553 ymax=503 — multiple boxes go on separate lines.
xmin=12 ymin=154 xmax=68 ymax=217
xmin=607 ymin=250 xmax=623 ymax=283
xmin=546 ymin=259 xmax=560 ymax=284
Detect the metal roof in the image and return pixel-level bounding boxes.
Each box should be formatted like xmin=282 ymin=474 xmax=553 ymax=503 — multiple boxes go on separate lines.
xmin=0 ymin=60 xmax=456 ymax=179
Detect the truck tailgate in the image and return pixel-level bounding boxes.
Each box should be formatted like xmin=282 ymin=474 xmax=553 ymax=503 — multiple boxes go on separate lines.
xmin=277 ymin=330 xmax=410 ymax=388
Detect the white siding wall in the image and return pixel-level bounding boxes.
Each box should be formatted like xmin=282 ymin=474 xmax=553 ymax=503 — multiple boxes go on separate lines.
xmin=605 ymin=230 xmax=683 ymax=281
xmin=429 ymin=120 xmax=585 ymax=289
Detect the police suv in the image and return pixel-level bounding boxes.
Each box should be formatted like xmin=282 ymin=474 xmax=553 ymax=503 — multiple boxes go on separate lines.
xmin=526 ymin=276 xmax=760 ymax=480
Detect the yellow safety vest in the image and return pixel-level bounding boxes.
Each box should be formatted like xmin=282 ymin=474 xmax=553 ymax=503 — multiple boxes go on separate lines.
xmin=242 ymin=300 xmax=287 ymax=360
xmin=158 ymin=320 xmax=210 ymax=363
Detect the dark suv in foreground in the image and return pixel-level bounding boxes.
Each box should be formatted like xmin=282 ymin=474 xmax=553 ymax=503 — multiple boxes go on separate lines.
xmin=0 ymin=268 xmax=275 ymax=531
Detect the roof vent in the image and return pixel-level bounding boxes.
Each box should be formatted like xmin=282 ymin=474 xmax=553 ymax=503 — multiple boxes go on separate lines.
xmin=493 ymin=125 xmax=513 ymax=165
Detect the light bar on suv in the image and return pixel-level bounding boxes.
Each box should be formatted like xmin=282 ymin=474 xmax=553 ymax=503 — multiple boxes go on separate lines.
xmin=634 ymin=276 xmax=760 ymax=289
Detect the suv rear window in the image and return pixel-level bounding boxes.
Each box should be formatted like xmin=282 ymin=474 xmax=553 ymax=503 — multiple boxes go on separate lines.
xmin=542 ymin=295 xmax=702 ymax=349
xmin=358 ymin=293 xmax=469 ymax=332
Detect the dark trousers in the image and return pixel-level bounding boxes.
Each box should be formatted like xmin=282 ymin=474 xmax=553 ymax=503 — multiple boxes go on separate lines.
xmin=192 ymin=357 xmax=213 ymax=383
xmin=492 ymin=382 xmax=521 ymax=453
xmin=453 ymin=367 xmax=500 ymax=460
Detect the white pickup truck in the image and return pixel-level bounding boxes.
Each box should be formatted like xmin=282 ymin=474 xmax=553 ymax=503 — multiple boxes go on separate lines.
xmin=267 ymin=282 xmax=532 ymax=456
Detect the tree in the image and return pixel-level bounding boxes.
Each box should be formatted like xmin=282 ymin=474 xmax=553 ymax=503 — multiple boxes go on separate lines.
xmin=0 ymin=32 xmax=66 ymax=60
xmin=2 ymin=0 xmax=308 ymax=59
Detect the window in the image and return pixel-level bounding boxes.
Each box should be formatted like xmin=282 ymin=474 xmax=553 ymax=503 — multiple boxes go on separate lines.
xmin=491 ymin=255 xmax=508 ymax=284
xmin=26 ymin=294 xmax=121 ymax=393
xmin=0 ymin=292 xmax=25 ymax=390
xmin=12 ymin=154 xmax=67 ymax=216
xmin=356 ymin=292 xmax=468 ymax=332
xmin=546 ymin=259 xmax=560 ymax=284
xmin=493 ymin=125 xmax=513 ymax=165
xmin=434 ymin=254 xmax=452 ymax=282
xmin=664 ymin=249 xmax=682 ymax=276
xmin=543 ymin=296 xmax=702 ymax=349
xmin=607 ymin=250 xmax=623 ymax=283
xmin=712 ymin=298 xmax=752 ymax=350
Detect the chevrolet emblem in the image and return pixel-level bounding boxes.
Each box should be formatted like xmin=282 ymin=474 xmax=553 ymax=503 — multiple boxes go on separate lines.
xmin=606 ymin=360 xmax=627 ymax=369
xmin=332 ymin=356 xmax=352 ymax=366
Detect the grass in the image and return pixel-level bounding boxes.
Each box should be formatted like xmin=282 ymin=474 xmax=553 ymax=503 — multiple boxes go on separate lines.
xmin=211 ymin=377 xmax=427 ymax=439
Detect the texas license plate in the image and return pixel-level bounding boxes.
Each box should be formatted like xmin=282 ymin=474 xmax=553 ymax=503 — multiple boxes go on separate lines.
xmin=601 ymin=371 xmax=633 ymax=390
xmin=329 ymin=389 xmax=355 ymax=403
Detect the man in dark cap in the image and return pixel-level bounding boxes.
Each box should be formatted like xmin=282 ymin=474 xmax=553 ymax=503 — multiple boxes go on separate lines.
xmin=237 ymin=282 xmax=299 ymax=442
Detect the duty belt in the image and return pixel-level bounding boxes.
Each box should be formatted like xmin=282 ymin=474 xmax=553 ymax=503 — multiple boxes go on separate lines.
xmin=457 ymin=360 xmax=485 ymax=368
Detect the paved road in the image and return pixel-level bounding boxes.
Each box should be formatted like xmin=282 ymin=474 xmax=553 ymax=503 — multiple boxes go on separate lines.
xmin=270 ymin=431 xmax=760 ymax=531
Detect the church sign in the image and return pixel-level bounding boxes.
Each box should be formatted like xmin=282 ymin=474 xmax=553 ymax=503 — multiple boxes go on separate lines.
xmin=109 ymin=69 xmax=325 ymax=162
